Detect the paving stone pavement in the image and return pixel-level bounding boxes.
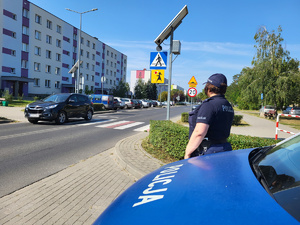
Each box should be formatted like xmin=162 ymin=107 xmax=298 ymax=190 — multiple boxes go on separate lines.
xmin=0 ymin=106 xmax=171 ymax=225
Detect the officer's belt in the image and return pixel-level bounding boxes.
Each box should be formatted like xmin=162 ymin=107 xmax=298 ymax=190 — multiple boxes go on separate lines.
xmin=207 ymin=138 xmax=228 ymax=145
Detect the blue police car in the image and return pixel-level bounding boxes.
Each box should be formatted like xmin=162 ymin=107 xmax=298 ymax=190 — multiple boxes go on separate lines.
xmin=94 ymin=133 xmax=300 ymax=224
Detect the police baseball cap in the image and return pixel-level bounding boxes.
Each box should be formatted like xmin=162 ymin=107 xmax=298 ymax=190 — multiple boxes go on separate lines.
xmin=204 ymin=73 xmax=227 ymax=88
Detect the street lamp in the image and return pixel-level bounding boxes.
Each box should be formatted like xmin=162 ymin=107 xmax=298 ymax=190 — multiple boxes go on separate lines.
xmin=154 ymin=5 xmax=188 ymax=120
xmin=66 ymin=8 xmax=98 ymax=93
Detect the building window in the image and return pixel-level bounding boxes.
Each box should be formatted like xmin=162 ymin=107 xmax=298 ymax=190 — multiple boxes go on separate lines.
xmin=22 ymin=26 xmax=29 ymax=35
xmin=34 ymin=46 xmax=41 ymax=56
xmin=110 ymin=80 xmax=112 ymax=85
xmin=55 ymin=67 xmax=61 ymax=75
xmin=81 ymin=37 xmax=84 ymax=44
xmin=11 ymin=31 xmax=16 ymax=38
xmin=92 ymin=43 xmax=95 ymax=49
xmin=22 ymin=43 xmax=29 ymax=52
xmin=35 ymin=30 xmax=41 ymax=40
xmin=45 ymin=65 xmax=51 ymax=73
xmin=23 ymin=9 xmax=29 ymax=18
xmin=55 ymin=81 xmax=60 ymax=88
xmin=45 ymin=79 xmax=51 ymax=88
xmin=86 ymin=63 xmax=89 ymax=69
xmin=46 ymin=20 xmax=52 ymax=29
xmin=56 ymin=39 xmax=61 ymax=48
xmin=35 ymin=14 xmax=41 ymax=24
xmin=80 ymin=49 xmax=83 ymax=56
xmin=34 ymin=62 xmax=40 ymax=71
xmin=111 ymin=52 xmax=113 ymax=58
xmin=34 ymin=78 xmax=40 ymax=87
xmin=86 ymin=74 xmax=89 ymax=81
xmin=12 ymin=13 xmax=17 ymax=20
xmin=92 ymin=75 xmax=94 ymax=81
xmin=92 ymin=65 xmax=95 ymax=71
xmin=56 ymin=25 xmax=61 ymax=33
xmin=21 ymin=60 xmax=28 ymax=69
xmin=87 ymin=40 xmax=90 ymax=47
xmin=86 ymin=51 xmax=90 ymax=58
xmin=73 ymin=33 xmax=77 ymax=40
xmin=46 ymin=35 xmax=52 ymax=44
xmin=107 ymin=50 xmax=109 ymax=56
xmin=114 ymin=63 xmax=116 ymax=68
xmin=10 ymin=68 xmax=16 ymax=74
xmin=56 ymin=53 xmax=61 ymax=61
xmin=73 ymin=46 xmax=77 ymax=53
xmin=115 ymin=54 xmax=117 ymax=59
xmin=106 ymin=60 xmax=109 ymax=65
xmin=92 ymin=54 xmax=95 ymax=60
xmin=46 ymin=50 xmax=51 ymax=59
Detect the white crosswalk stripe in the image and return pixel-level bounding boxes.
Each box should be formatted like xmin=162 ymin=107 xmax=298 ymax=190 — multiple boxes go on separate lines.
xmin=79 ymin=119 xmax=149 ymax=131
xmin=133 ymin=124 xmax=150 ymax=132
xmin=114 ymin=122 xmax=144 ymax=130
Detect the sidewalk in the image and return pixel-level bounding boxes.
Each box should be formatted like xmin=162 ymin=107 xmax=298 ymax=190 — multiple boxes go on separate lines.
xmin=0 ymin=108 xmax=299 ymax=224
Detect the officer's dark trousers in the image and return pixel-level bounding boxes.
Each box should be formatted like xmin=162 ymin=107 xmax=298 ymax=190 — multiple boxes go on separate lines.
xmin=203 ymin=142 xmax=232 ymax=155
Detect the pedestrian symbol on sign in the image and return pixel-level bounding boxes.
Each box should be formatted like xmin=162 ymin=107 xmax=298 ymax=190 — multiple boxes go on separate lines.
xmin=151 ymin=70 xmax=164 ymax=83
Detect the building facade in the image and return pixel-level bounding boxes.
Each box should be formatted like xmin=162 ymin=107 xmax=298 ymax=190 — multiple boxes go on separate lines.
xmin=0 ymin=0 xmax=127 ymax=97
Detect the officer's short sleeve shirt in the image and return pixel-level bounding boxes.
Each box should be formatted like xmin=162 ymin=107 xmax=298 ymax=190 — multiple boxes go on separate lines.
xmin=196 ymin=95 xmax=234 ymax=140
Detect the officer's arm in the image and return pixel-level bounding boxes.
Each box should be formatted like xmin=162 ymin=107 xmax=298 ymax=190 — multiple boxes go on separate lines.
xmin=184 ymin=122 xmax=209 ymax=159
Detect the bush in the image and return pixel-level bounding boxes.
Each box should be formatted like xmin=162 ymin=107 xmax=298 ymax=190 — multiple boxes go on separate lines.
xmin=232 ymin=115 xmax=243 ymax=125
xmin=149 ymin=120 xmax=189 ymax=160
xmin=3 ymin=90 xmax=13 ymax=103
xmin=146 ymin=120 xmax=280 ymax=161
xmin=181 ymin=112 xmax=189 ymax=122
xmin=93 ymin=103 xmax=105 ymax=111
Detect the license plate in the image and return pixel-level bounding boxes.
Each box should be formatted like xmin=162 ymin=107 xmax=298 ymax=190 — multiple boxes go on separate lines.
xmin=29 ymin=114 xmax=40 ymax=118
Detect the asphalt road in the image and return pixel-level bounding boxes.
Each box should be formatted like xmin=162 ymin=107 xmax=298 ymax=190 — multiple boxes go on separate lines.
xmin=0 ymin=106 xmax=189 ymax=197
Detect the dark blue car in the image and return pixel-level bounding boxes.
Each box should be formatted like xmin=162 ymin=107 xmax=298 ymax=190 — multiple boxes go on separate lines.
xmin=94 ymin=133 xmax=300 ymax=224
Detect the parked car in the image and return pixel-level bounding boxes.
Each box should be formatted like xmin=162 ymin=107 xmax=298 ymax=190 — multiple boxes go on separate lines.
xmin=24 ymin=93 xmax=93 ymax=124
xmin=139 ymin=99 xmax=149 ymax=108
xmin=283 ymin=106 xmax=292 ymax=114
xmin=260 ymin=105 xmax=277 ymax=119
xmin=113 ymin=98 xmax=121 ymax=110
xmin=291 ymin=107 xmax=300 ymax=116
xmin=151 ymin=100 xmax=158 ymax=107
xmin=114 ymin=97 xmax=125 ymax=109
xmin=192 ymin=102 xmax=202 ymax=111
xmin=132 ymin=99 xmax=141 ymax=109
xmin=88 ymin=94 xmax=114 ymax=110
xmin=121 ymin=98 xmax=133 ymax=109
xmin=94 ymin=133 xmax=300 ymax=225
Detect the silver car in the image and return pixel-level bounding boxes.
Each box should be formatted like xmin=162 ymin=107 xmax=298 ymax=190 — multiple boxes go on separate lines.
xmin=291 ymin=107 xmax=300 ymax=115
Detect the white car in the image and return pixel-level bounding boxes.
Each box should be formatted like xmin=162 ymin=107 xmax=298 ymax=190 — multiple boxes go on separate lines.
xmin=114 ymin=97 xmax=125 ymax=109
xmin=139 ymin=100 xmax=149 ymax=108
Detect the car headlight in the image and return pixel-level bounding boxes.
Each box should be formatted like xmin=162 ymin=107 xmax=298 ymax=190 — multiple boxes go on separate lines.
xmin=45 ymin=104 xmax=58 ymax=109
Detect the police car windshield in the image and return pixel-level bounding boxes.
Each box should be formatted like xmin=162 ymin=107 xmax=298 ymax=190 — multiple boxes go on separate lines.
xmin=255 ymin=134 xmax=300 ymax=222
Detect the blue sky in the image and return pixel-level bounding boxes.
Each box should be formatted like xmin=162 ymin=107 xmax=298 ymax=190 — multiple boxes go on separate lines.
xmin=29 ymin=0 xmax=300 ymax=91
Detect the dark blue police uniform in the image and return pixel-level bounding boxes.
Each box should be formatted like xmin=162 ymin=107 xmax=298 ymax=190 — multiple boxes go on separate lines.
xmin=195 ymin=94 xmax=234 ymax=155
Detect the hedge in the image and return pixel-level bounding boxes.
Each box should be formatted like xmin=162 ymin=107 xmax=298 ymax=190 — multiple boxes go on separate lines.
xmin=93 ymin=103 xmax=105 ymax=111
xmin=148 ymin=120 xmax=280 ymax=161
xmin=181 ymin=112 xmax=243 ymax=125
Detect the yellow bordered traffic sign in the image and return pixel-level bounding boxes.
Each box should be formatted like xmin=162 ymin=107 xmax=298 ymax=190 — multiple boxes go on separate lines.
xmin=151 ymin=70 xmax=164 ymax=83
xmin=188 ymin=76 xmax=197 ymax=88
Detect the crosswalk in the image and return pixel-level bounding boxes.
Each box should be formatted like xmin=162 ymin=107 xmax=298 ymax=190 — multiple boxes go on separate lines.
xmin=77 ymin=119 xmax=150 ymax=132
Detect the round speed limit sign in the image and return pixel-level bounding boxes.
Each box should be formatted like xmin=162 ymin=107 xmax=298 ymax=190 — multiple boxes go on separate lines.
xmin=188 ymin=87 xmax=197 ymax=97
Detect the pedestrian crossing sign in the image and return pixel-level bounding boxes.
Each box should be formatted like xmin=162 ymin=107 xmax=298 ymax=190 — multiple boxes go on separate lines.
xmin=150 ymin=51 xmax=167 ymax=70
xmin=151 ymin=70 xmax=164 ymax=83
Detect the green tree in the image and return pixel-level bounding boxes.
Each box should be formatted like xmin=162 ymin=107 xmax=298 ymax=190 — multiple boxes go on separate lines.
xmin=134 ymin=79 xmax=145 ymax=99
xmin=236 ymin=26 xmax=300 ymax=109
xmin=112 ymin=80 xmax=129 ymax=97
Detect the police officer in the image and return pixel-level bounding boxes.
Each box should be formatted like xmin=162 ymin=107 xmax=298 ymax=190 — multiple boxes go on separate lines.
xmin=185 ymin=73 xmax=234 ymax=159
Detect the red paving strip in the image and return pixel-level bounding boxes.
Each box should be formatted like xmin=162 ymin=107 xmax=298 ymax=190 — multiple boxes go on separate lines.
xmin=106 ymin=121 xmax=135 ymax=128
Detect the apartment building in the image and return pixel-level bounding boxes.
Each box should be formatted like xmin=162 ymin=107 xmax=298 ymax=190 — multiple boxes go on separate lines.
xmin=0 ymin=0 xmax=127 ymax=97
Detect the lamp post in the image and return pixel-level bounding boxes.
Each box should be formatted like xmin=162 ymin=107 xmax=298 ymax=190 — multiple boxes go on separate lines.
xmin=66 ymin=8 xmax=98 ymax=93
